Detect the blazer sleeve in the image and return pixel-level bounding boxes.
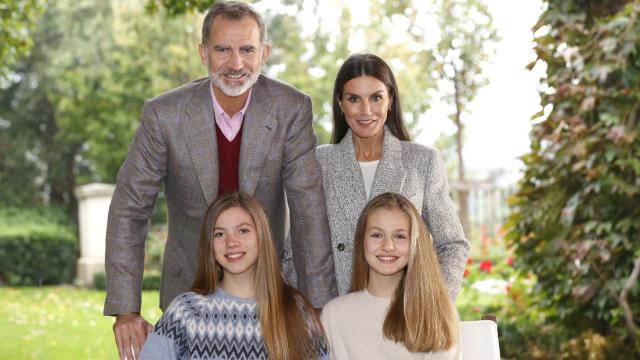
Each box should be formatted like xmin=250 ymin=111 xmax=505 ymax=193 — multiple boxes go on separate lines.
xmin=104 ymin=100 xmax=167 ymax=315
xmin=282 ymin=95 xmax=338 ymax=308
xmin=422 ymin=149 xmax=470 ymax=300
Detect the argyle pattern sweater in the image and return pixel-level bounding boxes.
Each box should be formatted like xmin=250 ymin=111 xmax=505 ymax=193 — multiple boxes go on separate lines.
xmin=139 ymin=288 xmax=327 ymax=360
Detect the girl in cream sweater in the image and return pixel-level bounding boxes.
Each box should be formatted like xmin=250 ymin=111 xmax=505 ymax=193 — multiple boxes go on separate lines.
xmin=321 ymin=192 xmax=461 ymax=359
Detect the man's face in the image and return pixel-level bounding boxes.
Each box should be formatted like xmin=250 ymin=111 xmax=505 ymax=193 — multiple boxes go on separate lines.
xmin=199 ymin=16 xmax=270 ymax=98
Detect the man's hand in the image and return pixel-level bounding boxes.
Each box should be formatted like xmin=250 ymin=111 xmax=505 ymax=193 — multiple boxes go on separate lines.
xmin=113 ymin=313 xmax=153 ymax=360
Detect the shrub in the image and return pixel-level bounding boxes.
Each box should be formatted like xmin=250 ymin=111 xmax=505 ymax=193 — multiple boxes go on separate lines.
xmin=507 ymin=0 xmax=640 ymax=356
xmin=0 ymin=207 xmax=78 ymax=285
xmin=93 ymin=272 xmax=161 ymax=291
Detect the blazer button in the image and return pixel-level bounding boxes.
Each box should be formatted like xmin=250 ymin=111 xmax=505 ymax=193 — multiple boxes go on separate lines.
xmin=337 ymin=243 xmax=345 ymax=251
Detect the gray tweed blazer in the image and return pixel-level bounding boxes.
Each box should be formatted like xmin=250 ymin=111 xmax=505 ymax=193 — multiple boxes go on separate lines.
xmin=104 ymin=75 xmax=337 ymax=315
xmin=316 ymin=127 xmax=470 ymax=299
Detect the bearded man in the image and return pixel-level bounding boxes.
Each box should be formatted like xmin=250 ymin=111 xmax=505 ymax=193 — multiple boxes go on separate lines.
xmin=103 ymin=2 xmax=337 ymax=359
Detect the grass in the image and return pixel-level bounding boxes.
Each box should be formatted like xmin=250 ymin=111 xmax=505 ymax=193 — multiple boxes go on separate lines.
xmin=0 ymin=286 xmax=162 ymax=360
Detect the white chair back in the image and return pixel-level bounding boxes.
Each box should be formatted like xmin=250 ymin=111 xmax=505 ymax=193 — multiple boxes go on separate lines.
xmin=460 ymin=320 xmax=501 ymax=360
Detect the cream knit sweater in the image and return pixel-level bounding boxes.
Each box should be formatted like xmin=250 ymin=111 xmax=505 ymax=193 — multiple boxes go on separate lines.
xmin=321 ymin=290 xmax=461 ymax=360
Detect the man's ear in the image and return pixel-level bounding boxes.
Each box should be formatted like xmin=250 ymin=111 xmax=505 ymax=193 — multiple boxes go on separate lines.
xmin=198 ymin=43 xmax=207 ymax=66
xmin=260 ymin=44 xmax=271 ymax=64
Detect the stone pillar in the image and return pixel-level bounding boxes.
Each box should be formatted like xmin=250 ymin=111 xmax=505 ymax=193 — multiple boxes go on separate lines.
xmin=74 ymin=183 xmax=115 ymax=286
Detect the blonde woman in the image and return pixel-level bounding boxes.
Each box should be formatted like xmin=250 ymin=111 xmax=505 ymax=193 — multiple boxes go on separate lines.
xmin=321 ymin=192 xmax=460 ymax=359
xmin=140 ymin=192 xmax=327 ymax=360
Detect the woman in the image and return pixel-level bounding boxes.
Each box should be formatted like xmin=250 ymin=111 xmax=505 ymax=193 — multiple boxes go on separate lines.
xmin=321 ymin=193 xmax=461 ymax=359
xmin=317 ymin=53 xmax=469 ymax=297
xmin=140 ymin=192 xmax=327 ymax=360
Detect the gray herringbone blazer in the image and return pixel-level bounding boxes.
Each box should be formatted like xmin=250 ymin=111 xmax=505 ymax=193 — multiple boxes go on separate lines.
xmin=317 ymin=127 xmax=470 ymax=299
xmin=104 ymin=75 xmax=337 ymax=315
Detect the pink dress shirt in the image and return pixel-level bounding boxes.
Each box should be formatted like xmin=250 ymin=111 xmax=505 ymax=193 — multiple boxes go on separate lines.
xmin=210 ymin=85 xmax=252 ymax=141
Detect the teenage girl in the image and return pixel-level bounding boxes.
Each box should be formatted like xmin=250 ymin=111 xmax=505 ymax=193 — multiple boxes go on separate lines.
xmin=140 ymin=192 xmax=327 ymax=360
xmin=321 ymin=192 xmax=460 ymax=359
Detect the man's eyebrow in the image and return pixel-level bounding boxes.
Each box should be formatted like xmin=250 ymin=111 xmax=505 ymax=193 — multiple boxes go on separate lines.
xmin=213 ymin=45 xmax=230 ymax=50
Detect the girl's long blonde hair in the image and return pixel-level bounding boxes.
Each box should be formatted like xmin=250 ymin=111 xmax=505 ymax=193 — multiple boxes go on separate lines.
xmin=351 ymin=192 xmax=459 ymax=352
xmin=191 ymin=192 xmax=324 ymax=359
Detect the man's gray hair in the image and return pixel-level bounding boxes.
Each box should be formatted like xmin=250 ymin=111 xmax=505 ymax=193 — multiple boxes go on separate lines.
xmin=201 ymin=1 xmax=268 ymax=45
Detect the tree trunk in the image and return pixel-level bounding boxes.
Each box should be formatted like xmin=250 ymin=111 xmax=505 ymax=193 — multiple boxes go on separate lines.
xmin=453 ymin=67 xmax=470 ymax=234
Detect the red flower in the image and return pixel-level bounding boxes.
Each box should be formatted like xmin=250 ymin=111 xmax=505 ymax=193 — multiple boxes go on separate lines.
xmin=466 ymin=257 xmax=473 ymax=265
xmin=506 ymin=256 xmax=514 ymax=267
xmin=463 ymin=268 xmax=470 ymax=278
xmin=479 ymin=260 xmax=492 ymax=273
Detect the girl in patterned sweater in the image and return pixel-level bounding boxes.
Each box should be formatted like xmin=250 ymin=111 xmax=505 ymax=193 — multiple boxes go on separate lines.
xmin=140 ymin=192 xmax=327 ymax=360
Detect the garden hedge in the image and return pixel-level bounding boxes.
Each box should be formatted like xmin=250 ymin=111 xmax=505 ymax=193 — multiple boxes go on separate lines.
xmin=0 ymin=207 xmax=77 ymax=285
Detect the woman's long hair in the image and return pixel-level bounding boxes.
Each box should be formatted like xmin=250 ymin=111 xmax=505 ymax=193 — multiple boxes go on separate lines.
xmin=331 ymin=53 xmax=411 ymax=144
xmin=191 ymin=192 xmax=325 ymax=359
xmin=350 ymin=192 xmax=459 ymax=352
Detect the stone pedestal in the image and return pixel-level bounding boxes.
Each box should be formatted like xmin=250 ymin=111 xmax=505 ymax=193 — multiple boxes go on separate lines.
xmin=74 ymin=183 xmax=115 ymax=286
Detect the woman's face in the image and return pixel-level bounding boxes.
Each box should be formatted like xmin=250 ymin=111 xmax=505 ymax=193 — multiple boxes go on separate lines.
xmin=339 ymin=75 xmax=391 ymax=141
xmin=212 ymin=206 xmax=259 ymax=282
xmin=364 ymin=207 xmax=411 ymax=283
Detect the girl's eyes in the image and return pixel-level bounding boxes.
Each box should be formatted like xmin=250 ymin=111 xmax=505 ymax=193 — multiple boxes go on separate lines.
xmin=347 ymin=96 xmax=359 ymax=103
xmin=238 ymin=227 xmax=251 ymax=234
xmin=368 ymin=232 xmax=408 ymax=240
xmin=372 ymin=94 xmax=383 ymax=101
xmin=213 ymin=231 xmax=224 ymax=238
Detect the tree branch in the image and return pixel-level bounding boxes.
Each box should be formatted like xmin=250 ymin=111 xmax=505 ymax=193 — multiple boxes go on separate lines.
xmin=619 ymin=255 xmax=640 ymax=345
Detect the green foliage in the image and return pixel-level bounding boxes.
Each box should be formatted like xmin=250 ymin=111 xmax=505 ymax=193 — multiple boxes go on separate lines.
xmin=0 ymin=0 xmax=44 ymax=78
xmin=0 ymin=0 xmax=203 ymax=210
xmin=145 ymin=224 xmax=167 ymax=272
xmin=430 ymin=0 xmax=498 ymax=118
xmin=145 ymin=0 xmax=218 ymax=15
xmin=0 ymin=207 xmax=77 ymax=285
xmin=93 ymin=272 xmax=161 ymax=291
xmin=507 ymin=0 xmax=640 ymax=355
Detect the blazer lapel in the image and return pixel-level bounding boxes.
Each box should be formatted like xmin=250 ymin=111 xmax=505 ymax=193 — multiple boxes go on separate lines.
xmin=369 ymin=126 xmax=407 ymax=198
xmin=184 ymin=79 xmax=219 ymax=205
xmin=330 ymin=130 xmax=369 ymax=219
xmin=239 ymin=76 xmax=276 ymax=195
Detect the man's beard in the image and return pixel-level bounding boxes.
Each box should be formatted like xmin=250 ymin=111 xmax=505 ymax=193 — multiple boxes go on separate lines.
xmin=210 ymin=68 xmax=260 ymax=97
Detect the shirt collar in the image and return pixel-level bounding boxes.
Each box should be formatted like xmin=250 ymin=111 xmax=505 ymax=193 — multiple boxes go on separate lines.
xmin=209 ymin=84 xmax=252 ymax=120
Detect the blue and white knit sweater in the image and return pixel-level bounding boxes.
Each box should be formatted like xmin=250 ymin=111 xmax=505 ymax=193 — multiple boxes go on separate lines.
xmin=139 ymin=288 xmax=327 ymax=360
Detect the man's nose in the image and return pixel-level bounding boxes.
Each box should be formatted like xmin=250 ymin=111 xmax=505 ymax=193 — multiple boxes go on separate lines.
xmin=228 ymin=51 xmax=243 ymax=71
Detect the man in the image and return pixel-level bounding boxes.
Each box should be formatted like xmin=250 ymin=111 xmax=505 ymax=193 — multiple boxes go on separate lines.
xmin=104 ymin=2 xmax=337 ymax=359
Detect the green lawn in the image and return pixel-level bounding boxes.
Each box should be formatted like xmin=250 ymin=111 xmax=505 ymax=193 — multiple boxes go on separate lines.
xmin=0 ymin=287 xmax=162 ymax=360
